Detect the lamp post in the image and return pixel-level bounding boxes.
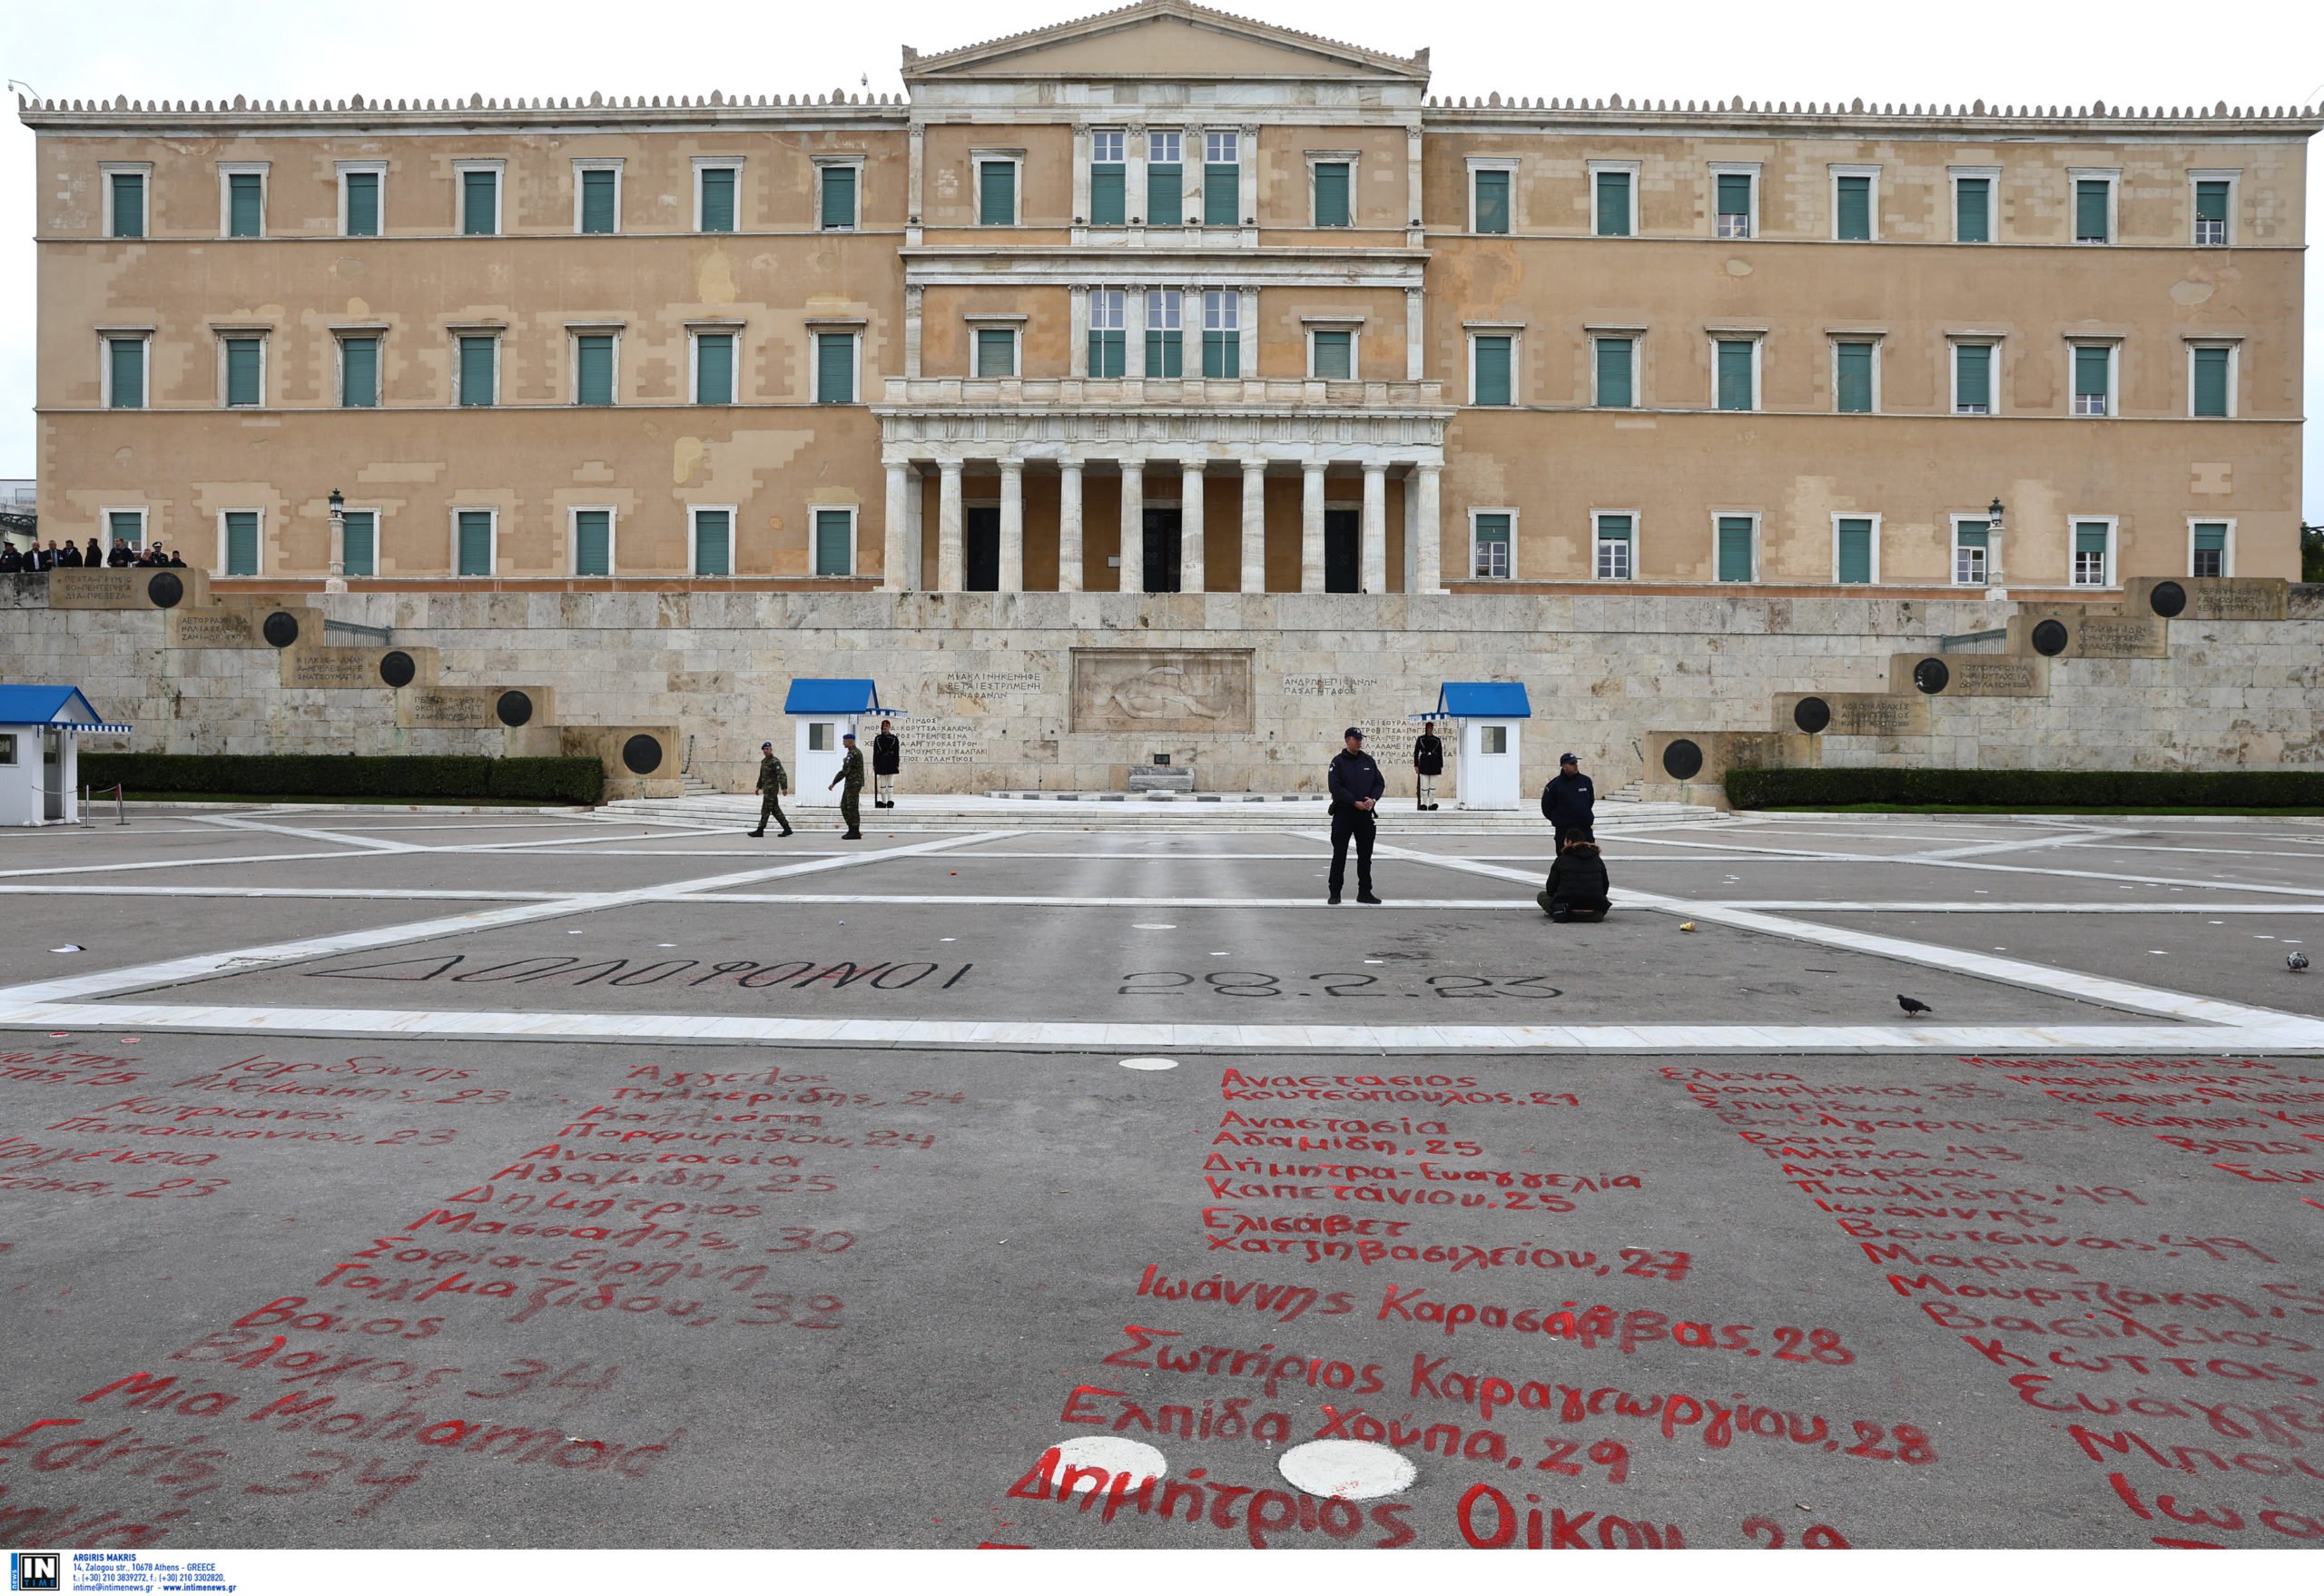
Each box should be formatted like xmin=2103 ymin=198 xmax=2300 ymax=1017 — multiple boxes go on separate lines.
xmin=326 ymin=488 xmax=346 ymax=594
xmin=1985 ymin=496 xmax=2006 ymax=600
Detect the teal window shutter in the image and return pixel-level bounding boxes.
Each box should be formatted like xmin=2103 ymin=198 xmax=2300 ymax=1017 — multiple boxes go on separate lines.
xmin=1594 ymin=171 xmax=1630 ymax=237
xmin=2191 ymin=520 xmax=2228 ymax=576
xmin=1835 ymin=342 xmax=1874 ymax=412
xmin=1472 ymin=336 xmax=1512 ymax=406
xmin=1594 ymin=338 xmax=1633 ymax=408
xmin=1203 ymin=163 xmax=1238 ymax=226
xmin=1472 ymin=513 xmax=1511 ymax=578
xmin=1955 ymin=177 xmax=1990 ymax=242
xmin=1835 ymin=174 xmax=1872 ymax=240
xmin=2074 ymin=179 xmax=2110 ymax=242
xmin=1147 ymin=163 xmax=1182 ymax=225
xmin=1147 ymin=330 xmax=1183 ymax=378
xmin=979 ymin=161 xmax=1015 ymax=225
xmin=344 ymin=171 xmax=379 ymax=236
xmin=1716 ymin=172 xmax=1751 ymax=232
xmin=975 ymin=329 xmax=1016 ymax=378
xmin=1201 ymin=328 xmax=1239 ymax=379
xmin=695 ymin=333 xmax=734 ymax=404
xmin=1089 ymin=164 xmax=1125 ymax=225
xmin=340 ymin=510 xmax=376 ymax=577
xmin=2191 ymin=346 xmax=2229 ymax=417
xmin=341 ymin=336 xmax=379 ymax=408
xmin=111 ymin=172 xmax=144 ymax=238
xmin=821 ymin=167 xmax=857 ymax=230
xmin=225 ymin=510 xmax=260 ymax=575
xmin=457 ymin=510 xmax=493 ymax=576
xmin=1312 ymin=330 xmax=1352 ymax=380
xmin=2073 ymin=345 xmax=2110 ymax=412
xmin=1314 ymin=162 xmax=1350 ymax=228
xmin=1476 ymin=169 xmax=1510 ymax=234
xmin=580 ymin=169 xmax=616 ymax=233
xmin=458 ymin=336 xmax=495 ymax=406
xmin=1716 ymin=340 xmax=1754 ymax=410
xmin=1955 ymin=520 xmax=1988 ymax=549
xmin=694 ymin=510 xmax=731 ymax=576
xmin=1717 ymin=516 xmax=1754 ymax=582
xmin=1595 ymin=515 xmax=1632 ymax=578
xmin=814 ymin=509 xmax=852 ymax=576
xmin=816 ymin=333 xmax=855 ymax=403
xmin=1088 ymin=330 xmax=1125 ymax=378
xmin=109 ymin=510 xmax=144 ymax=549
xmin=1836 ymin=517 xmax=1873 ymax=583
xmin=2194 ymin=179 xmax=2228 ymax=243
xmin=574 ymin=509 xmax=611 ymax=576
xmin=462 ymin=170 xmax=497 ymax=235
xmin=227 ymin=172 xmax=262 ymax=236
xmin=576 ymin=335 xmax=615 ymax=405
xmin=700 ymin=167 xmax=735 ymax=232
xmin=224 ymin=338 xmax=262 ymax=407
xmin=1955 ymin=343 xmax=1991 ymax=412
xmin=108 ymin=337 xmax=144 ymax=409
xmin=2074 ymin=523 xmax=2108 ymax=555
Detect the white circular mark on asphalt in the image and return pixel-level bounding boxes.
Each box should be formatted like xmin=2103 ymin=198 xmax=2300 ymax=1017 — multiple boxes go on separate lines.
xmin=1118 ymin=1057 xmax=1179 ymax=1071
xmin=1133 ymin=923 xmax=1177 ymax=930
xmin=1279 ymin=1439 xmax=1415 ymax=1500
xmin=1047 ymin=1436 xmax=1167 ymax=1492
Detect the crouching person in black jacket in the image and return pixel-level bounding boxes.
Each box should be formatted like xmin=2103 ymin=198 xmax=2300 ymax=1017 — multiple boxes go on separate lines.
xmin=1537 ymin=832 xmax=1610 ymax=922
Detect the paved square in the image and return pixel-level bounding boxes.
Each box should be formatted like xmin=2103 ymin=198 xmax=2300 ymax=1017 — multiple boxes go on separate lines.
xmin=2 ymin=805 xmax=2320 ymax=1549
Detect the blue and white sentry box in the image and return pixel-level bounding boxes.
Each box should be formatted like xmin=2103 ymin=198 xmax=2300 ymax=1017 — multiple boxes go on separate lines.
xmin=0 ymin=685 xmax=133 ymax=826
xmin=1413 ymin=681 xmax=1531 ymax=810
xmin=782 ymin=678 xmax=904 ymax=800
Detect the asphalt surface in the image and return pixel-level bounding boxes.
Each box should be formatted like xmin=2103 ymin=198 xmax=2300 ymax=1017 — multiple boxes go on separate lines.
xmin=2 ymin=805 xmax=2320 ymax=1550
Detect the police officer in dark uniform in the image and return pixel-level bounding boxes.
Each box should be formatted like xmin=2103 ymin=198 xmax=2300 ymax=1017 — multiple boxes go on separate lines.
xmin=871 ymin=718 xmax=901 ymax=809
xmin=1412 ymin=719 xmax=1444 ymax=812
xmin=1326 ymin=727 xmax=1385 ymax=905
xmin=1541 ymin=751 xmax=1597 ymax=852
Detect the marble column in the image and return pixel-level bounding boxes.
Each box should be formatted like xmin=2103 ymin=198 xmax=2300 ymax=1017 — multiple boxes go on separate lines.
xmin=1239 ymin=459 xmax=1267 ymax=593
xmin=1300 ymin=463 xmax=1326 ymax=594
xmin=1360 ymin=462 xmax=1387 ymax=595
xmin=1179 ymin=460 xmax=1206 ymax=595
xmin=1414 ymin=462 xmax=1443 ymax=594
xmin=937 ymin=460 xmax=964 ymax=593
xmin=1118 ymin=461 xmax=1145 ymax=594
xmin=998 ymin=458 xmax=1025 ymax=593
xmin=881 ymin=462 xmax=911 ymax=591
xmin=1058 ymin=460 xmax=1084 ymax=593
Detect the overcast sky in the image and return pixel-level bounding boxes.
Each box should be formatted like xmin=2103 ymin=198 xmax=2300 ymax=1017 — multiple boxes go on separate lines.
xmin=2 ymin=0 xmax=2318 ymax=518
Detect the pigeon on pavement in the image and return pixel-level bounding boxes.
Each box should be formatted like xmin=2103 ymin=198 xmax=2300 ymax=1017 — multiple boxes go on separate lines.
xmin=1897 ymin=995 xmax=1933 ymax=1016
xmin=2291 ymin=951 xmax=2311 ymax=972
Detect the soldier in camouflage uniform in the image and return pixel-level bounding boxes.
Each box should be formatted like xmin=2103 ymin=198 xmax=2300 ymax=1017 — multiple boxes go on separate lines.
xmin=748 ymin=741 xmax=792 ymax=839
xmin=827 ymin=731 xmax=866 ymax=840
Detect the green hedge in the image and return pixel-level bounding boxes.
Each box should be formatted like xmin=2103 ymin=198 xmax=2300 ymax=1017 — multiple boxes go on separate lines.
xmin=78 ymin=753 xmax=604 ymax=805
xmin=1724 ymin=765 xmax=2324 ymax=811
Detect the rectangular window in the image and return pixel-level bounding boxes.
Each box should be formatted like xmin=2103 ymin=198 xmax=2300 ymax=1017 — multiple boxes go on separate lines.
xmin=1313 ymin=161 xmax=1350 ymax=228
xmin=1594 ymin=513 xmax=1632 ymax=580
xmin=106 ymin=335 xmax=146 ymax=409
xmin=978 ymin=159 xmax=1017 ymax=226
xmin=109 ymin=171 xmax=145 ymax=238
xmin=2191 ymin=520 xmax=2229 ymax=578
xmin=107 ymin=509 xmax=146 ymax=552
xmin=1594 ymin=169 xmax=1631 ymax=237
xmin=1088 ymin=290 xmax=1126 ymax=378
xmin=2191 ymin=345 xmax=2230 ymax=418
xmin=1147 ymin=132 xmax=1183 ymax=225
xmin=1472 ymin=334 xmax=1512 ymax=406
xmin=1835 ymin=172 xmax=1873 ymax=241
xmin=1715 ymin=172 xmax=1752 ymax=238
xmin=456 ymin=509 xmax=493 ymax=576
xmin=579 ymin=167 xmax=618 ymax=234
xmin=2073 ymin=345 xmax=2112 ymax=416
xmin=1954 ymin=517 xmax=1989 ymax=585
xmin=1954 ymin=342 xmax=1993 ymax=414
xmin=1835 ymin=340 xmax=1876 ymax=413
xmin=2194 ymin=179 xmax=2230 ymax=246
xmin=692 ymin=508 xmax=732 ymax=577
xmin=226 ymin=171 xmax=262 ymax=237
xmin=1715 ymin=340 xmax=1755 ymax=411
xmin=341 ymin=510 xmax=376 ymax=577
xmin=1145 ymin=291 xmax=1184 ymax=378
xmin=2073 ymin=520 xmax=2112 ymax=586
xmin=1716 ymin=516 xmax=1755 ymax=582
xmin=1089 ymin=131 xmax=1126 ymax=226
xmin=1593 ymin=337 xmax=1634 ymax=409
xmin=820 ymin=165 xmax=858 ymax=231
xmin=2074 ymin=178 xmax=2111 ymax=243
xmin=974 ymin=328 xmax=1018 ymax=379
xmin=0 ymin=734 xmax=14 ymax=765
xmin=224 ymin=510 xmax=260 ymax=576
xmin=1201 ymin=291 xmax=1239 ymax=379
xmin=1836 ymin=517 xmax=1874 ymax=584
xmin=340 ymin=335 xmax=379 ymax=408
xmin=1474 ymin=168 xmax=1511 ymax=234
xmin=1955 ymin=176 xmax=1991 ymax=242
xmin=813 ymin=508 xmax=854 ymax=576
xmin=575 ymin=334 xmax=615 ymax=405
xmin=694 ymin=331 xmax=735 ymax=405
xmin=343 ymin=169 xmax=380 ymax=237
xmin=1311 ymin=329 xmax=1353 ymax=381
xmin=461 ymin=168 xmax=499 ymax=235
xmin=1203 ymin=131 xmax=1238 ymax=226
xmin=815 ymin=332 xmax=856 ymax=404
xmin=699 ymin=165 xmax=736 ymax=232
xmin=223 ymin=337 xmax=263 ymax=408
xmin=1472 ymin=512 xmax=1512 ymax=579
xmin=458 ymin=335 xmax=497 ymax=407
xmin=574 ymin=509 xmax=612 ymax=576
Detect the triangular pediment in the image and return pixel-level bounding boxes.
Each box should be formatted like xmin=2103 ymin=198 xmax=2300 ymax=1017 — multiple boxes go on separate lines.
xmin=904 ymin=2 xmax=1425 ymax=82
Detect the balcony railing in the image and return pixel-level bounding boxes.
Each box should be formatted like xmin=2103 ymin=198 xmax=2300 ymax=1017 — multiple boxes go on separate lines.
xmin=878 ymin=376 xmax=1448 ymax=409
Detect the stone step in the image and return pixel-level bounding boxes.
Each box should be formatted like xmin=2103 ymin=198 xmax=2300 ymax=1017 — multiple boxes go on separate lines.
xmin=595 ymin=793 xmax=1719 ymax=833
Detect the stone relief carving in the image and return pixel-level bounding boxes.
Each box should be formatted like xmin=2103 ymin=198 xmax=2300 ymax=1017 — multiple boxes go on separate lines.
xmin=1070 ymin=648 xmax=1254 ymax=734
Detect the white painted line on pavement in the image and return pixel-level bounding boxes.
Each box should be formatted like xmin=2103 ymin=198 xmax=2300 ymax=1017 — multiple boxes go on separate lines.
xmin=192 ymin=813 xmax=427 ymax=853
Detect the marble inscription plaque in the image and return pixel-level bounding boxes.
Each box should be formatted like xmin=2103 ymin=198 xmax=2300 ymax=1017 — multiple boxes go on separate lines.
xmin=1070 ymin=648 xmax=1253 ymax=734
xmin=903 ymin=715 xmax=979 ymax=765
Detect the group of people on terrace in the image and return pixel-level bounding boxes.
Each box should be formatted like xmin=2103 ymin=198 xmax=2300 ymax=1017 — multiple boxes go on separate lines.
xmin=2 ymin=537 xmax=184 ymax=573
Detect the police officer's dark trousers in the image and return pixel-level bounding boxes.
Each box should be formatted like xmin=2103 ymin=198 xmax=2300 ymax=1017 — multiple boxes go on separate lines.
xmin=1328 ymin=807 xmax=1376 ymax=896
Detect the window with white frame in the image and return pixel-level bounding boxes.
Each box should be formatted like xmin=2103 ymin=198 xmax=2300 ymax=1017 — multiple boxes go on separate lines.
xmin=103 ymin=331 xmax=150 ymax=409
xmin=972 ymin=324 xmax=1020 ymax=379
xmin=1200 ymin=291 xmax=1240 ymax=378
xmin=2071 ymin=170 xmax=2117 ymax=244
xmin=455 ymin=331 xmax=498 ymax=407
xmin=570 ymin=328 xmax=619 ymax=406
xmin=1202 ymin=130 xmax=1240 ymax=227
xmin=1714 ymin=514 xmax=1757 ymax=582
xmin=1147 ymin=131 xmax=1184 ymax=225
xmin=1833 ymin=337 xmax=1879 ymax=414
xmin=1590 ymin=333 xmax=1637 ymax=408
xmin=2191 ymin=172 xmax=2236 ymax=246
xmin=0 ymin=734 xmax=15 ymax=766
xmin=1711 ymin=335 xmax=1758 ymax=411
xmin=2070 ymin=518 xmax=2114 ymax=586
xmin=1308 ymin=323 xmax=1357 ymax=381
xmin=1088 ymin=290 xmax=1127 ymax=378
xmin=690 ymin=506 xmax=735 ymax=577
xmin=571 ymin=507 xmax=615 ymax=576
xmin=1593 ymin=512 xmax=1633 ymax=579
xmin=2071 ymin=341 xmax=2116 ymax=417
xmin=817 ymin=159 xmax=861 ymax=231
xmin=812 ymin=507 xmax=856 ymax=577
xmin=1952 ymin=515 xmax=1991 ymax=586
xmin=103 ymin=507 xmax=147 ymax=555
xmin=975 ymin=153 xmax=1021 ymax=226
xmin=1310 ymin=154 xmax=1354 ymax=229
xmin=221 ymin=508 xmax=262 ymax=576
xmin=102 ymin=163 xmax=151 ymax=239
xmin=2190 ymin=518 xmax=2230 ymax=578
xmin=695 ymin=159 xmax=741 ymax=233
xmin=574 ymin=159 xmax=622 ymax=234
xmin=338 ymin=161 xmax=386 ymax=238
xmin=1469 ymin=330 xmax=1516 ymax=406
xmin=1711 ymin=164 xmax=1757 ymax=239
xmin=1590 ymin=162 xmax=1636 ymax=237
xmin=1834 ymin=514 xmax=1877 ymax=584
xmin=1951 ymin=340 xmax=1997 ymax=415
xmin=219 ymin=163 xmax=266 ymax=238
xmin=1472 ymin=160 xmax=1516 ymax=234
xmin=1146 ymin=290 xmax=1184 ymax=377
xmin=2188 ymin=340 xmax=2236 ymax=418
xmin=1831 ymin=165 xmax=1878 ymax=241
xmin=340 ymin=506 xmax=378 ymax=576
xmin=812 ymin=329 xmax=859 ymax=404
xmin=1471 ymin=509 xmax=1513 ymax=579
xmin=219 ymin=332 xmax=265 ymax=408
xmin=456 ymin=161 xmax=503 ymax=236
xmin=452 ymin=507 xmax=496 ymax=576
xmin=1088 ymin=130 xmax=1127 ymax=226
xmin=691 ymin=327 xmax=739 ymax=406
xmin=1950 ymin=166 xmax=1998 ymax=243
